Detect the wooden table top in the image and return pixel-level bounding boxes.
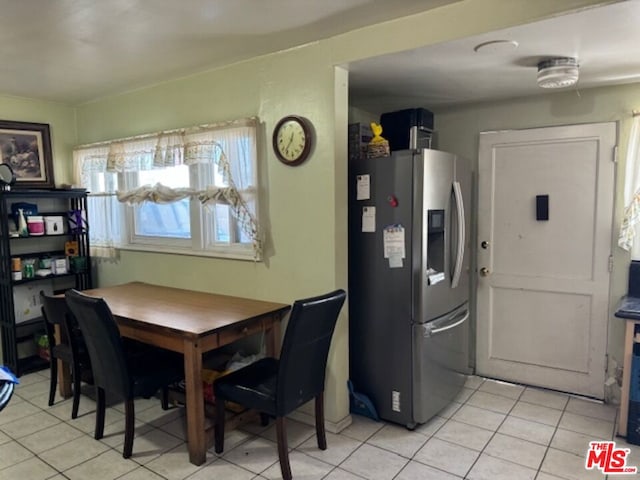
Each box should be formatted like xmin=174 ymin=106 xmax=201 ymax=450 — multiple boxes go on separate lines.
xmin=81 ymin=282 xmax=290 ymax=338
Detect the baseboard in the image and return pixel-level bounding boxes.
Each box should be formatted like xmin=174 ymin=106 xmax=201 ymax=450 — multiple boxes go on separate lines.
xmin=288 ymin=410 xmax=353 ymax=434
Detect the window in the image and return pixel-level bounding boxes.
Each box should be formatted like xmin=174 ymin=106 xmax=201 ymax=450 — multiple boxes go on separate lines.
xmin=73 ymin=118 xmax=261 ymax=260
xmin=124 ymin=165 xmax=192 ymax=245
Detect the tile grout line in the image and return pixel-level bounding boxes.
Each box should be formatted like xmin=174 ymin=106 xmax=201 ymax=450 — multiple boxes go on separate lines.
xmin=536 ymin=394 xmax=571 ymax=480
xmin=462 ymin=379 xmax=607 ymax=478
xmin=458 ymin=381 xmax=530 ymax=479
xmin=5 ymin=373 xmax=620 ymax=480
xmin=397 ymin=378 xmax=488 ymax=478
xmin=386 ymin=377 xmax=487 ymax=479
xmin=3 ymin=382 xmax=194 ymax=480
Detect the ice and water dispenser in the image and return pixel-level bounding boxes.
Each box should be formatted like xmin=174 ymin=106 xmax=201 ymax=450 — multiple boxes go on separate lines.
xmin=427 ymin=209 xmax=445 ymax=277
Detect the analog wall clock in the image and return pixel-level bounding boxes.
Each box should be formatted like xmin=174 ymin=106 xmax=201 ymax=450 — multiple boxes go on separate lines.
xmin=272 ymin=115 xmax=313 ymax=166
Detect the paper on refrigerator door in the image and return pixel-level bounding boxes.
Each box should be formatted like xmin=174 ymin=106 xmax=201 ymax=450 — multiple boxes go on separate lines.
xmin=383 ymin=225 xmax=405 ymax=258
xmin=388 ymin=255 xmax=403 ymax=268
xmin=356 ymin=174 xmax=370 ymax=200
xmin=362 ymin=207 xmax=376 ymax=232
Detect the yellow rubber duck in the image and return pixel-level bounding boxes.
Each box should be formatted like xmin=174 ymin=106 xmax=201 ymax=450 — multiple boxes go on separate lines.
xmin=369 ymin=122 xmax=387 ymax=144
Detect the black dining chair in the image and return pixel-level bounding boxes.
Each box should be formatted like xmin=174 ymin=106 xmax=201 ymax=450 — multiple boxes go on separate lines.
xmin=40 ymin=291 xmax=94 ymax=418
xmin=213 ymin=289 xmax=347 ymax=480
xmin=65 ymin=289 xmax=184 ymax=459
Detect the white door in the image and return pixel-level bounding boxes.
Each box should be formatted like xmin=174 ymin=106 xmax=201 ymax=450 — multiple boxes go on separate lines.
xmin=476 ymin=122 xmax=616 ymax=399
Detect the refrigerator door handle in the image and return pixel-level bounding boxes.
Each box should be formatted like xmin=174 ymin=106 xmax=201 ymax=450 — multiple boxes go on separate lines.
xmin=423 ymin=309 xmax=469 ymax=337
xmin=451 ymin=181 xmax=465 ymax=288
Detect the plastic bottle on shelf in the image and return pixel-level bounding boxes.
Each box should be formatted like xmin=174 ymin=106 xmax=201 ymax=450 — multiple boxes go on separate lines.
xmin=17 ymin=208 xmax=28 ymax=237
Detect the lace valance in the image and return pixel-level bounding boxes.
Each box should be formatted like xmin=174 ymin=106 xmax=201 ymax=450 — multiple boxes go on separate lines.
xmin=73 ymin=117 xmax=261 ymax=258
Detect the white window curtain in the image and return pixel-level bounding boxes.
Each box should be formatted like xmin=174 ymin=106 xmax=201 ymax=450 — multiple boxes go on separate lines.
xmin=619 ymin=114 xmax=640 ymax=257
xmin=73 ymin=117 xmax=261 ymax=258
xmin=72 ymin=145 xmax=122 ymax=259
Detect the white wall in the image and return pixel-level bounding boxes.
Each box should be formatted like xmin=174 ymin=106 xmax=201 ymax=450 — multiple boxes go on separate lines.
xmin=433 ymin=83 xmax=640 ymax=400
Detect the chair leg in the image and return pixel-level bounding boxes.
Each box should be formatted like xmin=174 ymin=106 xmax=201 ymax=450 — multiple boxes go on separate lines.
xmin=214 ymin=398 xmax=225 ymax=454
xmin=123 ymin=398 xmax=135 ymax=459
xmin=260 ymin=412 xmax=270 ymax=426
xmin=48 ymin=356 xmax=58 ymax=406
xmin=315 ymin=394 xmax=327 ymax=450
xmin=276 ymin=416 xmax=292 ymax=480
xmin=71 ymin=361 xmax=82 ymax=419
xmin=161 ymin=386 xmax=169 ymax=410
xmin=95 ymin=387 xmax=106 ymax=440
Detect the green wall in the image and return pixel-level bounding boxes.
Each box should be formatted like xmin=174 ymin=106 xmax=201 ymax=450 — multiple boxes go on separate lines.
xmin=77 ymin=46 xmax=343 ymax=301
xmin=75 ymin=44 xmax=352 ymax=426
xmin=0 ymin=95 xmax=76 ymax=186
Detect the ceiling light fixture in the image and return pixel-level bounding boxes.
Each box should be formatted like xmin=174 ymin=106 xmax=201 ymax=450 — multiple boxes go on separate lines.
xmin=537 ymin=57 xmax=579 ymax=89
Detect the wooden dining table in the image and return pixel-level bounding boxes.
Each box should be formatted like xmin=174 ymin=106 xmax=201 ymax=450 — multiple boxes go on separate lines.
xmin=58 ymin=281 xmax=290 ymax=465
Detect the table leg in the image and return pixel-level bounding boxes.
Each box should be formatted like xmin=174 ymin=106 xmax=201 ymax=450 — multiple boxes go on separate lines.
xmin=183 ymin=339 xmax=206 ymax=465
xmin=619 ymin=320 xmax=637 ymax=437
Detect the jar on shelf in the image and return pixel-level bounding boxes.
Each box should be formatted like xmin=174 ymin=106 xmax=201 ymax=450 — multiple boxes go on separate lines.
xmin=26 ymin=216 xmax=45 ymax=236
xmin=39 ymin=256 xmax=52 ymax=269
xmin=11 ymin=257 xmax=22 ymax=281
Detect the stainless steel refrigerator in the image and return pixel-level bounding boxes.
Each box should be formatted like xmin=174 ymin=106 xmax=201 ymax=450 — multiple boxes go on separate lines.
xmin=348 ymin=148 xmax=470 ymax=429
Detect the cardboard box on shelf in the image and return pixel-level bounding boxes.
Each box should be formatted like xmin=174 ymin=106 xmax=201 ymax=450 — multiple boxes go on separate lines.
xmin=44 ymin=216 xmax=65 ymax=235
xmin=348 ymin=123 xmax=373 ymax=161
xmin=14 ymin=281 xmax=53 ymax=324
xmin=51 ymin=258 xmax=68 ymax=275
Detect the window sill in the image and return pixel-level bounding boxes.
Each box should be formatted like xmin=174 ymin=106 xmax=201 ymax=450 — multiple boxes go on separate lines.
xmin=117 ymin=243 xmax=261 ymax=262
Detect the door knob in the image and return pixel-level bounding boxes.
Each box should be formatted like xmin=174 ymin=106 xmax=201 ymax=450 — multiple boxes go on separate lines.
xmin=481 ymin=241 xmax=490 ymax=249
xmin=479 ymin=267 xmax=490 ymax=277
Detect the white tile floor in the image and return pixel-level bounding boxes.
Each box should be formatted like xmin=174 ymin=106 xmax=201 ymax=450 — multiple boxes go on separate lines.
xmin=0 ymin=371 xmax=635 ymax=480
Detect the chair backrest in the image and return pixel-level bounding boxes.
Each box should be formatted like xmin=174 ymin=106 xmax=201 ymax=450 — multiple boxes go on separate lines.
xmin=276 ymin=289 xmax=346 ymax=416
xmin=65 ymin=289 xmax=132 ymax=398
xmin=41 ymin=291 xmax=91 ymax=368
xmin=40 ymin=291 xmax=69 ymax=353
xmin=40 ymin=291 xmax=68 ymax=326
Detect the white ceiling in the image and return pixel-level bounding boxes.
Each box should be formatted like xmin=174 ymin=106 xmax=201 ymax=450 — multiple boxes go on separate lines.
xmin=2 ymin=1 xmax=637 ymax=109
xmin=349 ymin=0 xmax=640 ymax=112
xmin=0 ymin=0 xmax=456 ymax=104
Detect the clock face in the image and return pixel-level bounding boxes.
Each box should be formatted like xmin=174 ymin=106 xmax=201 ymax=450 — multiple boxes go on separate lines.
xmin=273 ymin=116 xmax=312 ymax=166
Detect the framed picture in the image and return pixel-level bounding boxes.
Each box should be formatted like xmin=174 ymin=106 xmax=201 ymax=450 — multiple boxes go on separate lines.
xmin=0 ymin=120 xmax=54 ymax=189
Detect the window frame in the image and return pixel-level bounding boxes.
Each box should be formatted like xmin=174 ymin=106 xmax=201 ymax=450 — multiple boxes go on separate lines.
xmin=78 ymin=119 xmax=262 ymax=261
xmin=117 ymin=155 xmax=259 ymax=261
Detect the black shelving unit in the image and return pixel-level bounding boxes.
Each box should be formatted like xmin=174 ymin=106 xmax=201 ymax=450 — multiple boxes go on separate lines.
xmin=0 ymin=189 xmax=92 ymax=376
